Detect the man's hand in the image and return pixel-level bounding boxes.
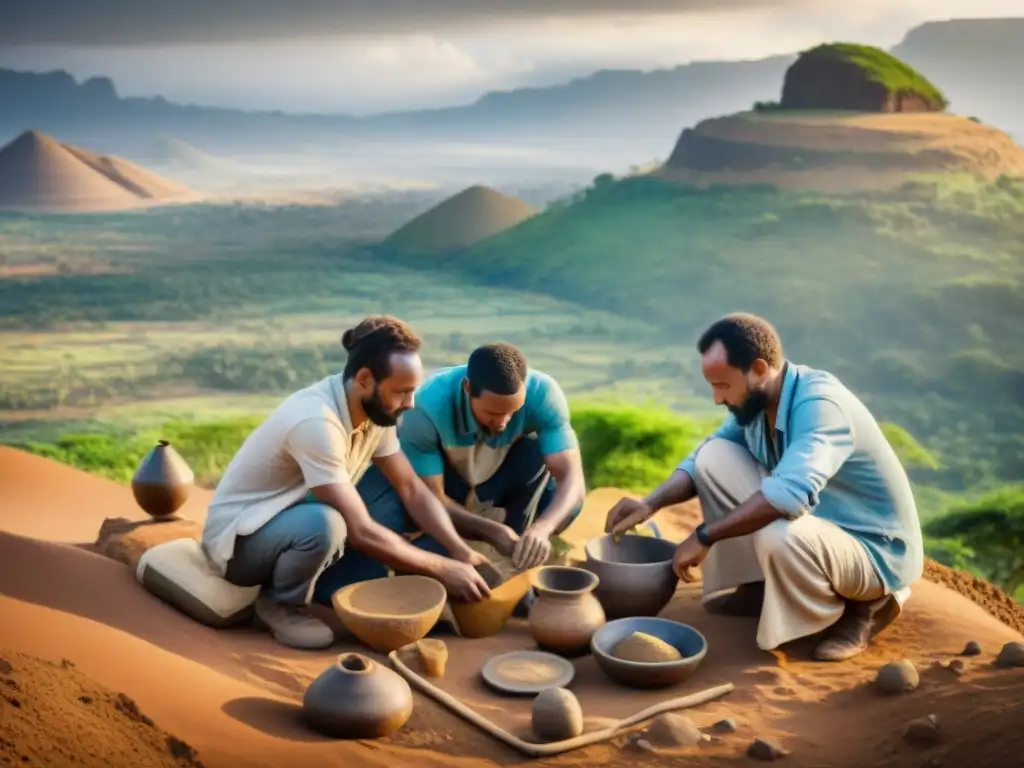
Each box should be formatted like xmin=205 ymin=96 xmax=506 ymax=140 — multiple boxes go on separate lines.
xmin=512 ymin=524 xmax=552 ymax=571
xmin=672 ymin=532 xmax=709 ymax=583
xmin=488 ymin=524 xmax=521 ymax=558
xmin=605 ymin=497 xmax=654 ymax=537
xmin=464 ymin=549 xmax=492 ymax=568
xmin=435 ymin=560 xmax=492 ymax=603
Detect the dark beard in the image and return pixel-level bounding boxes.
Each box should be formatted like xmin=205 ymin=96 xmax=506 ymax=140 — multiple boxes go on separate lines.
xmin=728 ymin=387 xmax=770 ymax=427
xmin=362 ymin=386 xmax=399 ymax=427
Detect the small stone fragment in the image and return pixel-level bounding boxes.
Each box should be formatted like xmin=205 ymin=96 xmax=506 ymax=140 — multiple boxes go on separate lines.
xmin=416 ymin=638 xmax=448 ymax=678
xmin=995 ymin=642 xmax=1024 ymax=668
xmin=903 ymin=715 xmax=940 ymax=746
xmin=747 ymin=737 xmax=789 ymax=761
xmin=78 ymin=695 xmax=93 ymax=704
xmin=611 ymin=631 xmax=682 ymax=663
xmin=629 ymin=735 xmax=656 ymax=752
xmin=874 ymin=660 xmax=919 ymax=694
xmin=944 ymin=659 xmax=966 ymax=676
xmin=531 ymin=688 xmax=583 ymax=742
xmin=960 ymin=640 xmax=981 ymax=656
xmin=644 ymin=713 xmax=707 ymax=747
xmin=0 ymin=660 xmax=11 ymax=675
xmin=712 ymin=717 xmax=738 ymax=734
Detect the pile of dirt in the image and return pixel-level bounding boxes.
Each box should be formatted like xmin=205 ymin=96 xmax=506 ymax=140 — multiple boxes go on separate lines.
xmin=658 ymin=110 xmax=1024 ymax=192
xmin=923 ymin=558 xmax=1024 ymax=636
xmin=779 ymin=43 xmax=947 ymax=112
xmin=381 ymin=184 xmax=537 ymax=253
xmin=0 ymin=649 xmax=204 ymax=767
xmin=0 ymin=130 xmax=198 ymax=212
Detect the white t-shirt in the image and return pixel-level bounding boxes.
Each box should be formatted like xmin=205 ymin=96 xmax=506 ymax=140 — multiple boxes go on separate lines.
xmin=201 ymin=373 xmax=399 ymax=574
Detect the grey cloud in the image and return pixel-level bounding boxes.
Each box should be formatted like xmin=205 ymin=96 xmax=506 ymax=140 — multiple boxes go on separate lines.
xmin=2 ymin=0 xmax=792 ymax=45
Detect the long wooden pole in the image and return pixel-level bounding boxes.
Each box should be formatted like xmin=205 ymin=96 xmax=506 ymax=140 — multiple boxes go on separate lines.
xmin=388 ymin=645 xmax=734 ymax=758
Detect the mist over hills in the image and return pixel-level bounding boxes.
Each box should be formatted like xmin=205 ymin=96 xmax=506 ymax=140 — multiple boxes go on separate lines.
xmin=2 ymin=17 xmax=1020 ymax=165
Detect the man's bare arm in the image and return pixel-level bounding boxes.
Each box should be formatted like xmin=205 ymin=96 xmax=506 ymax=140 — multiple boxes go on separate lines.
xmin=309 ymin=481 xmax=452 ymax=576
xmin=530 ymin=447 xmax=586 ymax=536
xmin=372 ymin=451 xmax=478 ymax=561
xmin=644 ymin=469 xmax=698 ymax=512
xmin=418 ymin=474 xmax=511 ymax=543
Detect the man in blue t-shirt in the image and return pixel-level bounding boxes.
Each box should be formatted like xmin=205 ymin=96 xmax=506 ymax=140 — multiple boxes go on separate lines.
xmin=313 ymin=342 xmax=586 ymax=595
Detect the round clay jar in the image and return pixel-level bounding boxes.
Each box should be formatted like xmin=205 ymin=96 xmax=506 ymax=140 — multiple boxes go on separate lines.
xmin=302 ymin=653 xmax=413 ymax=738
xmin=527 ymin=566 xmax=606 ymax=655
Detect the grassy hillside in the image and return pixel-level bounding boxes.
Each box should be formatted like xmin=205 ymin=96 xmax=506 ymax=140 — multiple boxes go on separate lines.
xmin=800 ymin=43 xmax=948 ymax=105
xmin=381 ymin=174 xmax=1024 ymax=489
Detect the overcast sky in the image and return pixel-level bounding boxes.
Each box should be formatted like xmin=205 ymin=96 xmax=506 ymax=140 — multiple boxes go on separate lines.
xmin=0 ymin=0 xmax=1018 ymax=114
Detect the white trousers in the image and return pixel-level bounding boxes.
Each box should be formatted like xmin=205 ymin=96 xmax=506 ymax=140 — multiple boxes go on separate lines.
xmin=692 ymin=439 xmax=908 ymax=650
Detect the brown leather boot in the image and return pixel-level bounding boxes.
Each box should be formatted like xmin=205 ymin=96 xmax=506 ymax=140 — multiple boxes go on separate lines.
xmin=704 ymin=581 xmax=765 ymax=617
xmin=813 ymin=594 xmax=900 ymax=661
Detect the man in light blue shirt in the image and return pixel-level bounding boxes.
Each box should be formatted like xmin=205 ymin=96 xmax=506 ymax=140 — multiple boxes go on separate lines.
xmin=606 ymin=313 xmax=923 ymax=661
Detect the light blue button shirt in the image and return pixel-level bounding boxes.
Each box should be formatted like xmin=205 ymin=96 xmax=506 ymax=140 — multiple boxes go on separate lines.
xmin=677 ymin=361 xmax=924 ymax=593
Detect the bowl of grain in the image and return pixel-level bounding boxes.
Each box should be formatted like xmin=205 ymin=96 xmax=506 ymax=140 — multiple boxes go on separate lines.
xmin=590 ymin=616 xmax=707 ymax=688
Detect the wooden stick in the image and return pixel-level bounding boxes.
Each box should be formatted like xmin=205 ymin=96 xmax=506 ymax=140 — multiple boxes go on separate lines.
xmin=388 ymin=645 xmax=734 ymax=758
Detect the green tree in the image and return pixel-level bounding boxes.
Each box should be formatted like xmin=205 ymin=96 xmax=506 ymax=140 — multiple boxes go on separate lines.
xmin=924 ymin=485 xmax=1024 ymax=594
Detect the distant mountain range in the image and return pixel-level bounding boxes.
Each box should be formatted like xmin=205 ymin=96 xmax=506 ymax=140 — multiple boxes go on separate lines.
xmin=1 ymin=17 xmax=1020 ymax=162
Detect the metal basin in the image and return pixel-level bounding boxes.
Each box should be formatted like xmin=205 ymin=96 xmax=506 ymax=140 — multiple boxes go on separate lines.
xmin=583 ymin=533 xmax=679 ymax=619
xmin=591 ymin=616 xmax=708 ymax=689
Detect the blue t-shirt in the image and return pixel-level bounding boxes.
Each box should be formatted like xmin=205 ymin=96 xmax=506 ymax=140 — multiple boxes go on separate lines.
xmin=397 ymin=364 xmax=578 ymax=484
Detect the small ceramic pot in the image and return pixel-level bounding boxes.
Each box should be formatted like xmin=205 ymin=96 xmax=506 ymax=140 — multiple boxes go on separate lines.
xmin=302 ymin=652 xmax=413 ymax=739
xmin=527 ymin=566 xmax=606 ymax=656
xmin=131 ymin=440 xmax=194 ymax=518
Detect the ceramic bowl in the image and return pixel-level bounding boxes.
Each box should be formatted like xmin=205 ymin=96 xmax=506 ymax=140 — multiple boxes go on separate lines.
xmin=590 ymin=616 xmax=708 ymax=689
xmin=447 ymin=561 xmax=535 ymax=639
xmin=332 ymin=575 xmax=447 ymax=653
xmin=583 ymin=533 xmax=679 ymax=619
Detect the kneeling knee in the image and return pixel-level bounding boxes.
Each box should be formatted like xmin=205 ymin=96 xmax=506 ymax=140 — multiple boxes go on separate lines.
xmin=292 ymin=503 xmax=347 ymax=555
xmin=754 ymin=519 xmax=804 ymax=561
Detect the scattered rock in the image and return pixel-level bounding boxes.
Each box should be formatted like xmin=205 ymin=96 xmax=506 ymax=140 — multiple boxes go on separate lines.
xmin=960 ymin=640 xmax=982 ymax=656
xmin=531 ymin=688 xmax=583 ymax=742
xmin=3 ymin=694 xmax=22 ymax=708
xmin=643 ymin=713 xmax=707 ymax=748
xmin=903 ymin=715 xmax=941 ymax=746
xmin=875 ymin=660 xmax=920 ymax=694
xmin=95 ymin=516 xmax=202 ymax=570
xmin=78 ymin=695 xmax=93 ymax=704
xmin=0 ymin=659 xmax=11 ymax=675
xmin=627 ymin=733 xmax=657 ymax=752
xmin=747 ymin=737 xmax=789 ymax=761
xmin=165 ymin=735 xmax=200 ymax=762
xmin=944 ymin=659 xmax=966 ymax=676
xmin=712 ymin=717 xmax=738 ymax=734
xmin=995 ymin=642 xmax=1024 ymax=668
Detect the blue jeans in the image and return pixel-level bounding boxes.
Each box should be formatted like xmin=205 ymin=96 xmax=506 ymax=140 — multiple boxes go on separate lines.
xmin=311 ymin=436 xmax=582 ymax=605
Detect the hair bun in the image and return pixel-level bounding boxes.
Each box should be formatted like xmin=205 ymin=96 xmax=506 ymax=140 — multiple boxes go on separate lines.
xmin=341 ymin=329 xmax=356 ymax=352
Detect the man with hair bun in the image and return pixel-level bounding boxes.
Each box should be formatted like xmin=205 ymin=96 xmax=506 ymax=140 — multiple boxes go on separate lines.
xmin=201 ymin=315 xmax=491 ymax=650
xmin=605 ymin=312 xmax=924 ymax=662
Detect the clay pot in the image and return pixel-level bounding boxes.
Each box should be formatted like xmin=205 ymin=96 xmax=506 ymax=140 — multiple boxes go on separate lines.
xmin=331 ymin=575 xmax=447 ymax=653
xmin=447 ymin=560 xmax=535 ymax=638
xmin=584 ymin=534 xmax=679 ymax=619
xmin=131 ymin=440 xmax=194 ymax=518
xmin=302 ymin=652 xmax=413 ymax=739
xmin=527 ymin=566 xmax=606 ymax=656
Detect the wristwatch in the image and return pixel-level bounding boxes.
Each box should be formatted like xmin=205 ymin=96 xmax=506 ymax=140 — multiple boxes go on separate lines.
xmin=695 ymin=523 xmax=712 ymax=547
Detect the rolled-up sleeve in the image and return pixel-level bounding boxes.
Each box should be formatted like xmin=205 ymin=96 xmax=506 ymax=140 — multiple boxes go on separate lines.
xmin=760 ymin=397 xmax=855 ymax=518
xmin=285 ymin=416 xmax=351 ymax=488
xmin=397 ymin=407 xmax=445 ymax=477
xmin=677 ymin=414 xmax=746 ymax=479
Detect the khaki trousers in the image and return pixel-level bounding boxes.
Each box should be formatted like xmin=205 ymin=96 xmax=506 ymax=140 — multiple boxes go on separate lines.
xmin=692 ymin=438 xmax=909 ymax=650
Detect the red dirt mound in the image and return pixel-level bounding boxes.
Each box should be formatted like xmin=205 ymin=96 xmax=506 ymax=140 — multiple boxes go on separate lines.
xmin=0 ymin=649 xmax=204 ymax=767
